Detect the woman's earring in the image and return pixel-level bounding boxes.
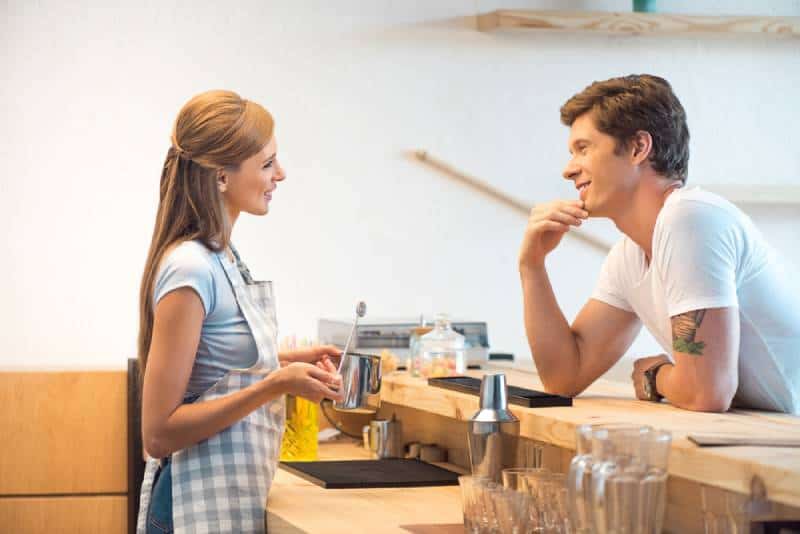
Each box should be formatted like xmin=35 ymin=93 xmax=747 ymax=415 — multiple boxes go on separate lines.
xmin=217 ymin=171 xmax=228 ymax=193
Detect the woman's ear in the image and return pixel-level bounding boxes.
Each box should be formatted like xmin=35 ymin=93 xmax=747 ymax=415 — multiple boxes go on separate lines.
xmin=631 ymin=130 xmax=653 ymax=165
xmin=216 ymin=169 xmax=228 ymax=193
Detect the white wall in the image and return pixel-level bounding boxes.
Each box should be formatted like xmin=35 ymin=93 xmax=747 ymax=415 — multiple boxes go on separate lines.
xmin=2 ymin=1 xmax=798 ymax=382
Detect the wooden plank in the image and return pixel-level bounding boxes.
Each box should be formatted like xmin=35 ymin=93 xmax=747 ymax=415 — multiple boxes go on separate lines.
xmin=0 ymin=495 xmax=126 ymax=534
xmin=477 ymin=9 xmax=800 ymax=37
xmin=0 ymin=371 xmax=127 ymax=495
xmin=380 ymin=368 xmax=800 ymax=507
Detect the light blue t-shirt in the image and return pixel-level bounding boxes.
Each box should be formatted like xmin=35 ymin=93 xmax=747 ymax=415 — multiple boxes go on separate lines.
xmin=153 ymin=240 xmax=258 ymax=397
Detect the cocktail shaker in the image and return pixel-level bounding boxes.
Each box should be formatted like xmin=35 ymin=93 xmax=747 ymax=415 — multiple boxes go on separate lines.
xmin=467 ymin=373 xmax=519 ymax=482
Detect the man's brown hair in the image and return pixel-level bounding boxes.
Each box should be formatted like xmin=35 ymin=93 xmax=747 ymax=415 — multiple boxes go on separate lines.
xmin=560 ymin=74 xmax=690 ymax=183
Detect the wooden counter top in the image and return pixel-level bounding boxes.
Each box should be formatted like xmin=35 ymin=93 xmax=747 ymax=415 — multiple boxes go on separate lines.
xmin=266 ymin=440 xmax=465 ymax=534
xmin=380 ymin=367 xmax=800 ymax=508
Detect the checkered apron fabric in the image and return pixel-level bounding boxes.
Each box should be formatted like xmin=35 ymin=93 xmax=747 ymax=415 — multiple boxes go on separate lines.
xmin=137 ymin=245 xmax=285 ymax=534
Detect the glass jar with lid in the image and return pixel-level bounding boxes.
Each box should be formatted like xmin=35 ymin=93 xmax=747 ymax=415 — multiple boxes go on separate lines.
xmin=408 ymin=325 xmax=433 ymax=377
xmin=416 ymin=313 xmax=466 ymax=378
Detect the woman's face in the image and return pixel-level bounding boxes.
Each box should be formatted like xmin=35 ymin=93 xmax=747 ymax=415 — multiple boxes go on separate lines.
xmin=220 ymin=136 xmax=285 ymax=220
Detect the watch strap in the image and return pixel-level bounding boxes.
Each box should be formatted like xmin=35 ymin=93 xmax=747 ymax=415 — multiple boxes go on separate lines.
xmin=645 ymin=361 xmax=671 ymax=401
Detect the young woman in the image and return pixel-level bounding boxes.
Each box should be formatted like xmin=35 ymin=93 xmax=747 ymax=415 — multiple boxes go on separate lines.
xmin=136 ymin=90 xmax=344 ymax=533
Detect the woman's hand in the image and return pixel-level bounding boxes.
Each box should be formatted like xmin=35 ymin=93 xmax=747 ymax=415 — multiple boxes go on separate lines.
xmin=271 ymin=362 xmax=344 ymax=403
xmin=279 ymin=345 xmax=342 ymax=368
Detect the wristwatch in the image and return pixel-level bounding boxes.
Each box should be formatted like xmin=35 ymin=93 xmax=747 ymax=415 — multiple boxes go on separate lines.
xmin=643 ymin=361 xmax=671 ymax=402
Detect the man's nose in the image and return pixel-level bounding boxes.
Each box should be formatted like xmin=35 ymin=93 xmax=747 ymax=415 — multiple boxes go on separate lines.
xmin=562 ymin=160 xmax=580 ymax=181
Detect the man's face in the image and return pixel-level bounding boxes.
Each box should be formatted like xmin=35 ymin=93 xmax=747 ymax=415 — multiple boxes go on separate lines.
xmin=562 ymin=113 xmax=638 ymax=217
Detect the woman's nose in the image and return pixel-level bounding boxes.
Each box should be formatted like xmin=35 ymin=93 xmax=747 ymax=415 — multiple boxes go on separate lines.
xmin=274 ymin=160 xmax=286 ymax=182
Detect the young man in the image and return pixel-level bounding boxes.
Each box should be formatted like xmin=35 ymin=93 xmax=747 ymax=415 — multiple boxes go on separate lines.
xmin=519 ymin=74 xmax=800 ymax=413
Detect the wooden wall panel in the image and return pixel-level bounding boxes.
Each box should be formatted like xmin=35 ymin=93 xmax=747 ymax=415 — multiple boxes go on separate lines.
xmin=0 ymin=496 xmax=126 ymax=534
xmin=0 ymin=371 xmax=127 ymax=494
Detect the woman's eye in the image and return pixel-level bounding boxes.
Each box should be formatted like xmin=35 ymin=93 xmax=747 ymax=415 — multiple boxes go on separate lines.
xmin=263 ymin=161 xmax=274 ymax=169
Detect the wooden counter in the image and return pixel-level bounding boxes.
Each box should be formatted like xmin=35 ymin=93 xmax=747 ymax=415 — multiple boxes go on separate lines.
xmin=270 ymin=368 xmax=799 ymax=533
xmin=266 ymin=440 xmax=465 ymax=534
xmin=378 ymin=367 xmax=800 ymax=510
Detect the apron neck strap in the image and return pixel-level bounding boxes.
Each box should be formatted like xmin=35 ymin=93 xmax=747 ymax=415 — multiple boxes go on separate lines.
xmin=228 ymin=243 xmax=255 ymax=284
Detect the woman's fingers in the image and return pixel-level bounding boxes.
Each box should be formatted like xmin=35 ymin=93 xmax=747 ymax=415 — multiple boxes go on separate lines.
xmin=308 ymin=364 xmax=342 ymax=388
xmin=321 ymin=358 xmax=338 ymax=373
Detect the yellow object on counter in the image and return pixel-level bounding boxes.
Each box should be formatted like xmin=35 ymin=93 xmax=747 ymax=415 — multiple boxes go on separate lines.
xmin=280 ymin=394 xmax=319 ymax=461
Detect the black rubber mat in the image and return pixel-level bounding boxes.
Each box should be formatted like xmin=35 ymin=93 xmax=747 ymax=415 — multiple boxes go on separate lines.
xmin=279 ymin=459 xmax=461 ymax=489
xmin=428 ymin=376 xmax=573 ymax=408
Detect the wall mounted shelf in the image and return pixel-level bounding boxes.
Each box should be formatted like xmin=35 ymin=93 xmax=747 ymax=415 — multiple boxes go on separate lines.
xmin=701 ymin=185 xmax=800 ymax=206
xmin=476 ymin=10 xmax=800 ymax=38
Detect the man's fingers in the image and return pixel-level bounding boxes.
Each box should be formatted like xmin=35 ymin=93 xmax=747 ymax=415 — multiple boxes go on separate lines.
xmin=563 ymin=205 xmax=590 ymax=219
xmin=536 ymin=221 xmax=570 ymax=233
xmin=548 ymin=211 xmax=584 ymax=227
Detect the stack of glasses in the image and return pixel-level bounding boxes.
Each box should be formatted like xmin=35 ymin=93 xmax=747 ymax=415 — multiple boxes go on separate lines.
xmin=567 ymin=424 xmax=672 ymax=534
xmin=459 ymin=424 xmax=672 ymax=533
xmin=459 ymin=467 xmax=571 ymax=533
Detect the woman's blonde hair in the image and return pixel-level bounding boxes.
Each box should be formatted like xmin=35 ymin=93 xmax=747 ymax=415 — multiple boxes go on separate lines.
xmin=137 ymin=90 xmax=274 ymax=381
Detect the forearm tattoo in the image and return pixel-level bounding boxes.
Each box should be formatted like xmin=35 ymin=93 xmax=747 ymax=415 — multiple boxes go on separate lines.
xmin=672 ymin=309 xmax=707 ymax=355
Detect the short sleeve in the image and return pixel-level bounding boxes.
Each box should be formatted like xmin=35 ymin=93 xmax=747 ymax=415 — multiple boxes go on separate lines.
xmin=591 ymin=239 xmax=634 ymax=312
xmin=654 ymin=201 xmax=739 ymax=317
xmin=153 ymin=243 xmax=216 ymax=316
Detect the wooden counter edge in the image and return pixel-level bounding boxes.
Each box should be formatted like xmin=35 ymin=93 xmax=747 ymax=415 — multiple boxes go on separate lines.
xmin=380 ymin=368 xmax=800 ymax=508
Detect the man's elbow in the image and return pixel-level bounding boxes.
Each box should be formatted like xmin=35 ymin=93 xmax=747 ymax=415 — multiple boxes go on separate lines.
xmin=683 ymin=386 xmax=736 ymax=413
xmin=541 ymin=377 xmax=584 ymax=398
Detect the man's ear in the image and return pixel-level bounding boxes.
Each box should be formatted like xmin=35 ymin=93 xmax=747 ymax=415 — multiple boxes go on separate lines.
xmin=631 ymin=130 xmax=653 ymax=165
xmin=216 ymin=169 xmax=228 ymax=193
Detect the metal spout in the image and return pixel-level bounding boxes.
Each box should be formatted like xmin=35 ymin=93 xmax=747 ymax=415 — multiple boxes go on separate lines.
xmin=470 ymin=373 xmax=518 ymax=423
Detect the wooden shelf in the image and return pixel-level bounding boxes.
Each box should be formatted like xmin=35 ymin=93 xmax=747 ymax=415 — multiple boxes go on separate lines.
xmin=477 ymin=9 xmax=800 ymax=38
xmin=703 ymin=185 xmax=800 ymax=206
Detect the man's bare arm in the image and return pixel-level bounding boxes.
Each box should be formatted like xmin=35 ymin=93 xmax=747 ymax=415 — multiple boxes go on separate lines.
xmin=655 ymin=307 xmax=739 ymax=412
xmin=519 ymin=199 xmax=640 ymax=396
xmin=521 ymin=264 xmax=641 ymax=396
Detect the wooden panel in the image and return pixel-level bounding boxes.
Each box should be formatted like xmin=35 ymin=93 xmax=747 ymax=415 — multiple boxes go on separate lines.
xmin=0 ymin=371 xmax=127 ymax=494
xmin=380 ymin=368 xmax=800 ymax=507
xmin=0 ymin=495 xmax=126 ymax=534
xmin=477 ymin=10 xmax=800 ymax=37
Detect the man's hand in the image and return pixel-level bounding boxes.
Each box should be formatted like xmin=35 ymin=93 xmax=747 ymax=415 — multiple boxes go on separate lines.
xmin=631 ymin=354 xmax=671 ymax=400
xmin=279 ymin=345 xmax=341 ymax=368
xmin=519 ymin=200 xmax=589 ymax=270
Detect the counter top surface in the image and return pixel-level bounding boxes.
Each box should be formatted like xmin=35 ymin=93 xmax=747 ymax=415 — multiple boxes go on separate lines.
xmin=380 ymin=367 xmax=800 ymax=507
xmin=266 ymin=440 xmax=465 ymax=534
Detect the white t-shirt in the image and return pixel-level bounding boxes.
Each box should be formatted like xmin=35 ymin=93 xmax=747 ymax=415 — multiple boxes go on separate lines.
xmin=592 ymin=187 xmax=800 ymax=413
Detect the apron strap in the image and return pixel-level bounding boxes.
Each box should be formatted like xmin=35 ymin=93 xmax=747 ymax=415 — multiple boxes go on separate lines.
xmin=229 ymin=243 xmax=255 ymax=284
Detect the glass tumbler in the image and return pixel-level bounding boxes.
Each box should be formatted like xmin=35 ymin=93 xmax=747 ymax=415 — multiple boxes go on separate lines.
xmin=591 ymin=426 xmax=671 ymax=534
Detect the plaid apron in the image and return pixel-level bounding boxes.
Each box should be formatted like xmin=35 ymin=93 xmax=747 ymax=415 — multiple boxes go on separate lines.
xmin=137 ymin=244 xmax=285 ymax=533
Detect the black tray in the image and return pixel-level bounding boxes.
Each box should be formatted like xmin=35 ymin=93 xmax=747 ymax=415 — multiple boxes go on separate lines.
xmin=279 ymin=459 xmax=461 ymax=489
xmin=427 ymin=376 xmax=572 ymax=408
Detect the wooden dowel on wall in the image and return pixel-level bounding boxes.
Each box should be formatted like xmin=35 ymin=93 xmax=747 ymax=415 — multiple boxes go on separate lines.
xmin=411 ymin=149 xmax=612 ymax=254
